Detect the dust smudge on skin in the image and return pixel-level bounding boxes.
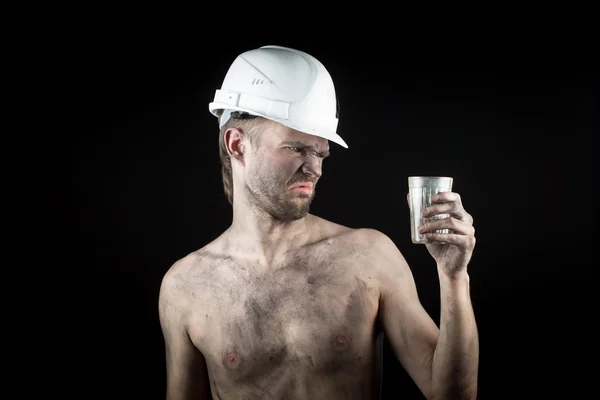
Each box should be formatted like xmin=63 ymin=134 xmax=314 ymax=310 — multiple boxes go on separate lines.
xmin=306 ymin=355 xmax=315 ymax=367
xmin=174 ymin=251 xmax=244 ymax=303
xmin=207 ymin=230 xmax=379 ymax=395
xmin=332 ymin=279 xmax=371 ymax=350
xmin=245 ymin=298 xmax=269 ymax=339
xmin=345 ymin=278 xmax=371 ymax=323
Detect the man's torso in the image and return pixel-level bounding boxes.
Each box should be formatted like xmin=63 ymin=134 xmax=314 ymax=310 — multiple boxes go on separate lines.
xmin=174 ymin=220 xmax=385 ymax=399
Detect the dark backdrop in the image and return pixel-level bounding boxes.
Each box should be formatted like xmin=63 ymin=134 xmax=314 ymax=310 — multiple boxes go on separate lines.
xmin=19 ymin=24 xmax=597 ymax=400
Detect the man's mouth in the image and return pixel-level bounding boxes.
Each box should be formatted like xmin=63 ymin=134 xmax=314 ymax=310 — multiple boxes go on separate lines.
xmin=288 ymin=182 xmax=314 ymax=196
xmin=289 ymin=182 xmax=314 ymax=190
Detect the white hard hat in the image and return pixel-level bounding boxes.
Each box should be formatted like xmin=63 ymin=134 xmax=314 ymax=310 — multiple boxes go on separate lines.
xmin=208 ymin=45 xmax=348 ymax=148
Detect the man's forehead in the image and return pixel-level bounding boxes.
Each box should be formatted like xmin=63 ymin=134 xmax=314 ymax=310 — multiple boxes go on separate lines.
xmin=274 ymin=126 xmax=329 ymax=150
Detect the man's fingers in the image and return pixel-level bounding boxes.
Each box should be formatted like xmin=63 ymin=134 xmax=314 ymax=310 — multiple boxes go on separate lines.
xmin=432 ymin=191 xmax=461 ymax=204
xmin=424 ymin=232 xmax=476 ymax=249
xmin=418 ymin=217 xmax=475 ymax=237
xmin=422 ymin=203 xmax=473 ymax=224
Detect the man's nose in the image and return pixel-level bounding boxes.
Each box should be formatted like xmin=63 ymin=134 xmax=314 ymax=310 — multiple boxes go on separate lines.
xmin=301 ymin=155 xmax=322 ymax=178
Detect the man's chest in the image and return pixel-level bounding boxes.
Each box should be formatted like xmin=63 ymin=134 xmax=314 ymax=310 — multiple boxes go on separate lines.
xmin=188 ymin=256 xmax=381 ymax=380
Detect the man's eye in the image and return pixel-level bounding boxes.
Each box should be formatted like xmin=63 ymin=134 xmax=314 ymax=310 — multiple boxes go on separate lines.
xmin=289 ymin=147 xmax=301 ymax=152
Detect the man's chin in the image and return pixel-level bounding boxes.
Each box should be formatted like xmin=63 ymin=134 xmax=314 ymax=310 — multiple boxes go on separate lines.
xmin=290 ymin=196 xmax=314 ymax=209
xmin=280 ymin=200 xmax=312 ymax=220
xmin=290 ymin=195 xmax=312 ymax=202
xmin=288 ymin=190 xmax=315 ymax=201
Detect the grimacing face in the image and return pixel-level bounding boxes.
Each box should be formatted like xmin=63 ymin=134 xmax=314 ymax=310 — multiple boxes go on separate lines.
xmin=243 ymin=124 xmax=330 ymax=221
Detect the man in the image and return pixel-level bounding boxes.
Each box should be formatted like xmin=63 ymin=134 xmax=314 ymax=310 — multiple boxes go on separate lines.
xmin=158 ymin=45 xmax=479 ymax=399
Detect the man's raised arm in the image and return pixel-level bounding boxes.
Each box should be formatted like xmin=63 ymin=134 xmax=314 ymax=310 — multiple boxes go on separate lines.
xmin=371 ymin=214 xmax=479 ymax=400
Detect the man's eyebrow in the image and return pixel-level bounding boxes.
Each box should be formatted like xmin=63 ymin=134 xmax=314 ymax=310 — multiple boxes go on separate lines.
xmin=281 ymin=141 xmax=330 ymax=156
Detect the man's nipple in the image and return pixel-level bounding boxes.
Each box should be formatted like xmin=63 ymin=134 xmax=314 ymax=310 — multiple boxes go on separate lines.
xmin=331 ymin=334 xmax=352 ymax=352
xmin=223 ymin=348 xmax=241 ymax=369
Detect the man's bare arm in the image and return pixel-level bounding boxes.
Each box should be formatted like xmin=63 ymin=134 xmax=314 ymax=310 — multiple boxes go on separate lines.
xmin=369 ymin=229 xmax=478 ymax=400
xmin=432 ymin=269 xmax=478 ymax=399
xmin=159 ymin=263 xmax=210 ymax=400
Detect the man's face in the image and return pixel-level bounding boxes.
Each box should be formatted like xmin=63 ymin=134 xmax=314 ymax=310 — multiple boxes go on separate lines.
xmin=243 ymin=122 xmax=330 ymax=221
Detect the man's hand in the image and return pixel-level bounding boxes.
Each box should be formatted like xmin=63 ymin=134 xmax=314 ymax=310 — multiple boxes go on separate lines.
xmin=416 ymin=191 xmax=476 ymax=279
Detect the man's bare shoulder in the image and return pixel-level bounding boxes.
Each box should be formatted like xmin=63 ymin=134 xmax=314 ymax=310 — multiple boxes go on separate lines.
xmin=311 ymin=215 xmax=411 ymax=277
xmin=311 ymin=214 xmax=401 ymax=251
xmin=161 ymin=248 xmax=206 ymax=282
xmin=159 ymin=240 xmax=226 ymax=305
xmin=352 ymin=228 xmax=410 ymax=273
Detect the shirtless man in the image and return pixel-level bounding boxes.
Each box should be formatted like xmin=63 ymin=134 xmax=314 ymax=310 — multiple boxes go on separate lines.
xmin=158 ymin=45 xmax=479 ymax=400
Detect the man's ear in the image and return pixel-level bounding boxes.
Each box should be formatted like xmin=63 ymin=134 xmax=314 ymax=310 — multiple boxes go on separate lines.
xmin=224 ymin=127 xmax=246 ymax=165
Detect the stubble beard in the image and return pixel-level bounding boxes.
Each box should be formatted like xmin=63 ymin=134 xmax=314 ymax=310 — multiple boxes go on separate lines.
xmin=245 ymin=172 xmax=315 ymax=222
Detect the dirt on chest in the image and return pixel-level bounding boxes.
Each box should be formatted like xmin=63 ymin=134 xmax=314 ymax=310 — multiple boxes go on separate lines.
xmin=193 ymin=255 xmax=380 ymax=382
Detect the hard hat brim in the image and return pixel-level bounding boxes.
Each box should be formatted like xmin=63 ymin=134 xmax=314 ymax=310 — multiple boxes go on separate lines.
xmin=209 ymin=102 xmax=348 ymax=149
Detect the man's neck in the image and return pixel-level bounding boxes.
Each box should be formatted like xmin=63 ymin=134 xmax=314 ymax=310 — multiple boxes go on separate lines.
xmin=227 ymin=203 xmax=313 ymax=267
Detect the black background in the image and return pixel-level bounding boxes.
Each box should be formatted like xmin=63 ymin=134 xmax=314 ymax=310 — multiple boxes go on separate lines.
xmin=18 ymin=18 xmax=597 ymax=400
